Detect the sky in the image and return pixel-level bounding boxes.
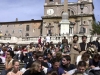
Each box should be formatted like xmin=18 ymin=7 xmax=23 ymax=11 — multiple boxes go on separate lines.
xmin=0 ymin=0 xmax=99 ymax=22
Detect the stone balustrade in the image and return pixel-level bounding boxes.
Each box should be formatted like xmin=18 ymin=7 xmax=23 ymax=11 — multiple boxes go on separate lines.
xmin=0 ymin=35 xmax=98 ymax=44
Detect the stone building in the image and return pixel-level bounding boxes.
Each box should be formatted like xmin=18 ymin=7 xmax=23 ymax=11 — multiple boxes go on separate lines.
xmin=0 ymin=0 xmax=95 ymax=37
xmin=42 ymin=0 xmax=95 ymax=36
xmin=0 ymin=19 xmax=42 ymax=37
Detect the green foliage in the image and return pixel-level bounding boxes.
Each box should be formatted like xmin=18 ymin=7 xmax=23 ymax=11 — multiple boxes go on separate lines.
xmin=90 ymin=21 xmax=100 ymax=35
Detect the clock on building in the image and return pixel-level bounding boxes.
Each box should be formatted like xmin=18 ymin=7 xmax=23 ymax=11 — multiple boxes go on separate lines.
xmin=47 ymin=9 xmax=54 ymax=15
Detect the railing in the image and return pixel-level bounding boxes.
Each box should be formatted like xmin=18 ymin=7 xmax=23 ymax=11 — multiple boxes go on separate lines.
xmin=0 ymin=35 xmax=98 ymax=44
xmin=0 ymin=36 xmax=65 ymax=44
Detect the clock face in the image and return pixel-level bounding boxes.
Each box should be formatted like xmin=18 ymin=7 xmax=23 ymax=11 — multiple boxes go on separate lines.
xmin=47 ymin=9 xmax=54 ymax=15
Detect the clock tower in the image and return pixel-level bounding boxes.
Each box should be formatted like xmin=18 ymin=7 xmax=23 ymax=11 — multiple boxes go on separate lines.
xmin=42 ymin=0 xmax=63 ymax=36
xmin=44 ymin=0 xmax=62 ymax=16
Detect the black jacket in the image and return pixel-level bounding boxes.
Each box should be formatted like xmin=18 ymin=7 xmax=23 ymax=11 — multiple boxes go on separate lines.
xmin=26 ymin=60 xmax=49 ymax=69
xmin=60 ymin=64 xmax=76 ymax=71
xmin=23 ymin=70 xmax=45 ymax=75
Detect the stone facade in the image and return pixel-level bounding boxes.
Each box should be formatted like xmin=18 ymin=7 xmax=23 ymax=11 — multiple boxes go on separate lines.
xmin=0 ymin=19 xmax=42 ymax=37
xmin=42 ymin=0 xmax=95 ymax=36
xmin=0 ymin=0 xmax=95 ymax=37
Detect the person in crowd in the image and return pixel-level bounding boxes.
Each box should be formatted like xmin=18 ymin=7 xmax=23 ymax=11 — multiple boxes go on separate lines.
xmin=44 ymin=42 xmax=51 ymax=56
xmin=47 ymin=70 xmax=58 ymax=75
xmin=89 ymin=54 xmax=100 ymax=68
xmin=26 ymin=51 xmax=49 ymax=69
xmin=51 ymin=47 xmax=56 ymax=57
xmin=27 ymin=42 xmax=35 ymax=56
xmin=47 ymin=58 xmax=64 ymax=75
xmin=22 ymin=51 xmax=29 ymax=63
xmin=2 ymin=46 xmax=7 ymax=57
xmin=0 ymin=43 xmax=3 ymax=50
xmin=67 ymin=61 xmax=88 ymax=75
xmin=69 ymin=35 xmax=80 ymax=64
xmin=55 ymin=47 xmax=60 ymax=52
xmin=14 ymin=51 xmax=24 ymax=63
xmin=0 ymin=57 xmax=2 ymax=64
xmin=61 ymin=55 xmax=76 ymax=71
xmin=56 ymin=42 xmax=62 ymax=49
xmin=93 ymin=37 xmax=100 ymax=52
xmin=36 ymin=44 xmax=43 ymax=52
xmin=18 ymin=45 xmax=23 ymax=51
xmin=45 ymin=42 xmax=50 ymax=49
xmin=23 ymin=51 xmax=36 ymax=68
xmin=29 ymin=51 xmax=36 ymax=62
xmin=38 ymin=37 xmax=42 ymax=45
xmin=7 ymin=59 xmax=22 ymax=75
xmin=55 ymin=51 xmax=62 ymax=61
xmin=1 ymin=50 xmax=14 ymax=75
xmin=43 ymin=37 xmax=46 ymax=46
xmin=43 ymin=57 xmax=52 ymax=68
xmin=6 ymin=43 xmax=12 ymax=51
xmin=76 ymin=52 xmax=90 ymax=71
xmin=47 ymin=53 xmax=53 ymax=63
xmin=87 ymin=42 xmax=97 ymax=58
xmin=62 ymin=45 xmax=70 ymax=56
xmin=7 ymin=45 xmax=12 ymax=51
xmin=13 ymin=45 xmax=19 ymax=55
xmin=62 ymin=37 xmax=68 ymax=48
xmin=79 ymin=35 xmax=89 ymax=53
xmin=46 ymin=34 xmax=50 ymax=43
xmin=23 ymin=61 xmax=45 ymax=75
xmin=49 ymin=41 xmax=54 ymax=49
xmin=22 ymin=45 xmax=28 ymax=52
xmin=36 ymin=51 xmax=49 ymax=68
xmin=0 ymin=50 xmax=5 ymax=64
xmin=13 ymin=45 xmax=19 ymax=51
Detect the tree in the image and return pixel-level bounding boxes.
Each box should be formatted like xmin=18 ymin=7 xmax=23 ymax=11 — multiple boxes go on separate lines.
xmin=90 ymin=21 xmax=100 ymax=35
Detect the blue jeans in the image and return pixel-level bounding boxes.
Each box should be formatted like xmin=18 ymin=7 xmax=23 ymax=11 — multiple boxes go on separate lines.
xmin=1 ymin=70 xmax=7 ymax=75
xmin=1 ymin=69 xmax=12 ymax=75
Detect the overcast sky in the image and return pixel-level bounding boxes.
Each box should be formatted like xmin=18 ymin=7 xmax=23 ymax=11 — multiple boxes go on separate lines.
xmin=0 ymin=0 xmax=99 ymax=22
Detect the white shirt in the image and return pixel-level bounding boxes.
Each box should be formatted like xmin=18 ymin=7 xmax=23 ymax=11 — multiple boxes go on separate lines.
xmin=46 ymin=36 xmax=50 ymax=43
xmin=68 ymin=69 xmax=88 ymax=75
xmin=76 ymin=55 xmax=82 ymax=65
xmin=0 ymin=56 xmax=5 ymax=63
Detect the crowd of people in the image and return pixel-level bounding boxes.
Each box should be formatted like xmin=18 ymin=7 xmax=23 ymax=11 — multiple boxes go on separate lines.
xmin=0 ymin=35 xmax=100 ymax=75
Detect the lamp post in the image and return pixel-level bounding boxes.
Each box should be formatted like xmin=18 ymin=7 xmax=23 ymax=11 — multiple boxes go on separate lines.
xmin=79 ymin=2 xmax=84 ymax=34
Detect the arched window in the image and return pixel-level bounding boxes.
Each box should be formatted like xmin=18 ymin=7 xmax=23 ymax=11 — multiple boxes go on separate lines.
xmin=26 ymin=25 xmax=30 ymax=31
xmin=71 ymin=11 xmax=74 ymax=15
xmin=84 ymin=21 xmax=86 ymax=24
xmin=69 ymin=27 xmax=72 ymax=34
xmin=49 ymin=0 xmax=54 ymax=2
xmin=68 ymin=9 xmax=70 ymax=16
xmin=12 ymin=30 xmax=14 ymax=33
xmin=61 ymin=11 xmax=64 ymax=14
xmin=26 ymin=33 xmax=29 ymax=36
xmin=83 ymin=27 xmax=86 ymax=33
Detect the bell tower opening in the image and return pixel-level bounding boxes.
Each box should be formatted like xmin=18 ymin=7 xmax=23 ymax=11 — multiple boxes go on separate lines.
xmin=45 ymin=0 xmax=61 ymax=5
xmin=49 ymin=0 xmax=54 ymax=2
